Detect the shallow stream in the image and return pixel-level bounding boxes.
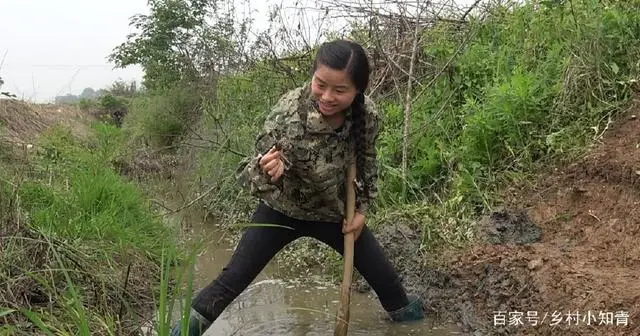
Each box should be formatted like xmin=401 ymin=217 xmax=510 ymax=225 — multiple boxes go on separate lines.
xmin=177 ymin=211 xmax=462 ymax=336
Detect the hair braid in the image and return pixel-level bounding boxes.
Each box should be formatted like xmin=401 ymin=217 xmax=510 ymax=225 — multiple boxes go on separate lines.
xmin=351 ymin=93 xmax=368 ymax=199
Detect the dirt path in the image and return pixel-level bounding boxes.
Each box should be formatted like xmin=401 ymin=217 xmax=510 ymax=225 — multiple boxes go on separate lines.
xmin=374 ymin=104 xmax=640 ymax=335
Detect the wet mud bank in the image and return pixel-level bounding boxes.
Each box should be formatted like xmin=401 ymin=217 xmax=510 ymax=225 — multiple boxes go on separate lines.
xmin=371 ymin=210 xmax=544 ymax=336
xmin=369 ymin=111 xmax=640 ymax=336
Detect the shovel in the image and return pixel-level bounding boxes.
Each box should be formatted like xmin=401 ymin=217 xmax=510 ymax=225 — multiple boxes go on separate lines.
xmin=334 ymin=162 xmax=357 ymax=336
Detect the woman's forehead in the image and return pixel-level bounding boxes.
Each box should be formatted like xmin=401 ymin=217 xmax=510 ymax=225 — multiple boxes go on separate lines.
xmin=314 ymin=65 xmax=354 ymax=88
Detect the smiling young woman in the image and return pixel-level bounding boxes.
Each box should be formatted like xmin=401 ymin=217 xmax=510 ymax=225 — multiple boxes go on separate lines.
xmin=311 ymin=65 xmax=357 ymax=127
xmin=171 ymin=39 xmax=425 ymax=336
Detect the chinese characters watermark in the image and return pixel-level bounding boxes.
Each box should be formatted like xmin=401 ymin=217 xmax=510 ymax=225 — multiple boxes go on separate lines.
xmin=493 ymin=310 xmax=629 ymax=327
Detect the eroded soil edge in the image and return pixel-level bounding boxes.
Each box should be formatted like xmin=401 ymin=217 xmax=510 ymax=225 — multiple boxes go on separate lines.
xmin=372 ymin=110 xmax=640 ymax=335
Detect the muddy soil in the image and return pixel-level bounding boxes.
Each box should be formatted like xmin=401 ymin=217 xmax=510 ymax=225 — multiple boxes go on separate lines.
xmin=372 ymin=109 xmax=640 ymax=335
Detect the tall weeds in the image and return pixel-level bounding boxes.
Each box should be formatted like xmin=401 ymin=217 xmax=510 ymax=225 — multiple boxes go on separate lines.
xmin=186 ymin=0 xmax=640 ymax=253
xmin=0 ymin=122 xmax=194 ymax=334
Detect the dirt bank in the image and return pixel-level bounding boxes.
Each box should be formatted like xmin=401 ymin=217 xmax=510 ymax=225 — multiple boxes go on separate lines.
xmin=374 ymin=106 xmax=639 ymax=335
xmin=0 ymin=99 xmax=94 ymax=144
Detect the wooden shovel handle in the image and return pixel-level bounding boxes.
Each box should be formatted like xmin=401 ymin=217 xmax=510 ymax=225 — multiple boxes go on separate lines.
xmin=334 ymin=162 xmax=357 ymax=336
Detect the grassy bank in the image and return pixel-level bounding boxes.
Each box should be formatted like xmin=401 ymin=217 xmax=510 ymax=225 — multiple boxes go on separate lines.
xmin=0 ymin=118 xmax=194 ymax=335
xmin=195 ymin=0 xmax=640 ymax=250
xmin=110 ymin=1 xmax=640 ymax=272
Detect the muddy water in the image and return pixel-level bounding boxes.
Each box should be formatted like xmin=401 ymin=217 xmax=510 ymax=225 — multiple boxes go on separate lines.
xmin=179 ymin=215 xmax=462 ymax=336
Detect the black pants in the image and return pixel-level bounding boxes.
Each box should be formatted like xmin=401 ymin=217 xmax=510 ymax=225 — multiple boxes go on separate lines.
xmin=192 ymin=202 xmax=409 ymax=323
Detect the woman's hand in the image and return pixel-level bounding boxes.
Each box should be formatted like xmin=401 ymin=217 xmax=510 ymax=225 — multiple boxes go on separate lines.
xmin=343 ymin=211 xmax=366 ymax=240
xmin=259 ymin=146 xmax=285 ymax=182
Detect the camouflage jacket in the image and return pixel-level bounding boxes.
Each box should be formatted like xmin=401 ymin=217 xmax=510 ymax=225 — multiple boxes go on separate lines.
xmin=236 ymin=82 xmax=382 ymax=223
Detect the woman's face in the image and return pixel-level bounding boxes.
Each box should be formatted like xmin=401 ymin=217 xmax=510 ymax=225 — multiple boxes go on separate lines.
xmin=311 ymin=64 xmax=357 ymax=117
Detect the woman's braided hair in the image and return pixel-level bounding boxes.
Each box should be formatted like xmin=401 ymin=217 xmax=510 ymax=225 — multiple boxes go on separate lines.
xmin=312 ymin=40 xmax=371 ymax=199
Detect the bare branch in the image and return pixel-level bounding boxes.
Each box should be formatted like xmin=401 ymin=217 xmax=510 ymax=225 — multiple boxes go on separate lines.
xmin=401 ymin=0 xmax=426 ymax=199
xmin=462 ymin=0 xmax=483 ymax=21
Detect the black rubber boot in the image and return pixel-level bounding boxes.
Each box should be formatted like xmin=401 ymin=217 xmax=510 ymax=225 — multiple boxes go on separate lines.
xmin=388 ymin=295 xmax=425 ymax=322
xmin=170 ymin=308 xmax=211 ymax=336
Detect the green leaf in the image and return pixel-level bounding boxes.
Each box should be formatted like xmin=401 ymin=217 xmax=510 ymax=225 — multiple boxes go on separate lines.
xmin=0 ymin=309 xmax=16 ymax=318
xmin=610 ymin=62 xmax=619 ymax=75
xmin=232 ymin=222 xmax=295 ymax=230
xmin=21 ymin=309 xmax=55 ymax=336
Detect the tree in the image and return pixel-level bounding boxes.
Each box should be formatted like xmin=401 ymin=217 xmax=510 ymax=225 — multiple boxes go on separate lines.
xmin=55 ymin=94 xmax=79 ymax=104
xmin=80 ymin=87 xmax=96 ymax=99
xmin=108 ymin=0 xmax=249 ymax=91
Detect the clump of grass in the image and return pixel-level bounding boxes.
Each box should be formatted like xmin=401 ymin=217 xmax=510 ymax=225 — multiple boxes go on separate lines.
xmin=0 ymin=190 xmax=165 ymax=334
xmin=123 ymin=85 xmax=203 ymax=148
xmin=0 ymin=122 xmax=192 ymax=334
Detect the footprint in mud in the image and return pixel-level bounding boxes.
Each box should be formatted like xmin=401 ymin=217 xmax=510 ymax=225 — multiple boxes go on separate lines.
xmin=475 ymin=208 xmax=542 ymax=245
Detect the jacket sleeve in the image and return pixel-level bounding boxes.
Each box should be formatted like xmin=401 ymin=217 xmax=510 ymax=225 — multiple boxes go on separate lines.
xmin=236 ymin=88 xmax=303 ymax=199
xmin=356 ymin=96 xmax=382 ymax=214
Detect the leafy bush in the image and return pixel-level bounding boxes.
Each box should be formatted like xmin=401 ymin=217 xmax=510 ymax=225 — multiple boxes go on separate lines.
xmin=124 ymin=85 xmax=203 ymax=148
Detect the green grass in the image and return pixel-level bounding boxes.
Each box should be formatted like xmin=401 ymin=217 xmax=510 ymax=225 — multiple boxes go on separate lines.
xmin=16 ymin=125 xmax=172 ymax=253
xmin=40 ymin=0 xmax=639 ymax=290
xmin=0 ymin=122 xmax=199 ymax=335
xmin=185 ymin=0 xmax=640 ymax=258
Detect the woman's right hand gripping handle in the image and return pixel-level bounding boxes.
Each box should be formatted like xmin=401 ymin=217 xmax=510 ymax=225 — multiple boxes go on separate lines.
xmin=259 ymin=145 xmax=285 ymax=183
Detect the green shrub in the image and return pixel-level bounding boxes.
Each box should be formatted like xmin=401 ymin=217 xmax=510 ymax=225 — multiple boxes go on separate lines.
xmin=371 ymin=1 xmax=640 ymax=213
xmin=78 ymin=98 xmax=95 ymax=111
xmin=125 ymin=85 xmax=202 ymax=147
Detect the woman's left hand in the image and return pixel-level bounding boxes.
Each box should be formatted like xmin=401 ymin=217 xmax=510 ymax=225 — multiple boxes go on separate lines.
xmin=343 ymin=211 xmax=366 ymax=241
